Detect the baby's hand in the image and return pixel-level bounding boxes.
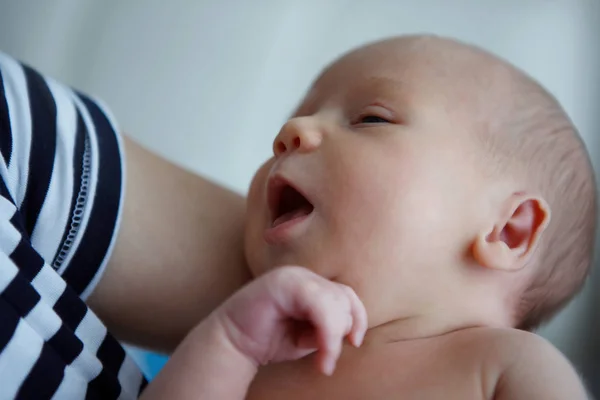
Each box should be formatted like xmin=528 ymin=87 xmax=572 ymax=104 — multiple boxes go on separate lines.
xmin=213 ymin=266 xmax=367 ymax=376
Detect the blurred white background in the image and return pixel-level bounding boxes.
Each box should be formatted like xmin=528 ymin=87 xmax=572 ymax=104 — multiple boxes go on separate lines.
xmin=1 ymin=0 xmax=598 ymax=393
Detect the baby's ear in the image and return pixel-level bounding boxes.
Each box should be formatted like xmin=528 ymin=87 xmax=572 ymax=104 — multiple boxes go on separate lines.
xmin=472 ymin=193 xmax=551 ymax=271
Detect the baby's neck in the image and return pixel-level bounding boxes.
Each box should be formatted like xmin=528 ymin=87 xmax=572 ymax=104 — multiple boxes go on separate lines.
xmin=363 ymin=311 xmax=509 ymax=345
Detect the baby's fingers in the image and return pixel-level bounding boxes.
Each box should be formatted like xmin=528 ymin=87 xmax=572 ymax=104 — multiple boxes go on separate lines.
xmin=339 ymin=284 xmax=368 ymax=347
xmin=304 ymin=289 xmax=353 ymax=375
xmin=319 ymin=335 xmax=342 ymax=376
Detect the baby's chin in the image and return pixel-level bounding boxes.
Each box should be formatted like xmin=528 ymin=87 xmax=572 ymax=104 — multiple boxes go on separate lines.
xmin=243 ymin=241 xmax=266 ymax=278
xmin=246 ymin=257 xmax=282 ymax=279
xmin=246 ymin=260 xmax=266 ymax=279
xmin=247 ymin=259 xmax=327 ymax=281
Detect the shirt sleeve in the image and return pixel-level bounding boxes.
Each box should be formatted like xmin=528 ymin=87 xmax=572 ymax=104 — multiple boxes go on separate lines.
xmin=0 ymin=51 xmax=125 ymax=300
xmin=0 ymin=53 xmax=144 ymax=399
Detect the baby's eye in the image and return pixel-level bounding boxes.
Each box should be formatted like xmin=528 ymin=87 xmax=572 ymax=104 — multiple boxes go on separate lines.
xmin=359 ymin=115 xmax=390 ymax=124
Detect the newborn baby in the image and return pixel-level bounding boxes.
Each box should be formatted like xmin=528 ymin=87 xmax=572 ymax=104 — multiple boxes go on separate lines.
xmin=142 ymin=35 xmax=596 ymax=399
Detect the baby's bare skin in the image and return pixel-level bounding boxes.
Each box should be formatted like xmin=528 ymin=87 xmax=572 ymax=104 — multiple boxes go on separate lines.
xmin=141 ymin=267 xmax=586 ymax=399
xmin=249 ymin=328 xmax=586 ymax=399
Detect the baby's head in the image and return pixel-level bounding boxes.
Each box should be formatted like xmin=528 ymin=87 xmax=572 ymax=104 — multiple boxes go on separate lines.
xmin=244 ymin=35 xmax=597 ymax=334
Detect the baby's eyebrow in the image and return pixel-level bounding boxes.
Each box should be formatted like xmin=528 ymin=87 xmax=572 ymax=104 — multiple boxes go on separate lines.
xmin=286 ymin=76 xmax=408 ymax=120
xmin=362 ymin=76 xmax=407 ymax=94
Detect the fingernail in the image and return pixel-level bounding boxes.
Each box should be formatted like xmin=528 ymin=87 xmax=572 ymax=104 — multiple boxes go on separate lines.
xmin=354 ymin=331 xmax=365 ymax=347
xmin=324 ymin=358 xmax=335 ymax=376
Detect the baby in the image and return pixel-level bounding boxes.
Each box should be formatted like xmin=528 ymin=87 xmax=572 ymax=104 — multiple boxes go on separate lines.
xmin=142 ymin=35 xmax=597 ymax=399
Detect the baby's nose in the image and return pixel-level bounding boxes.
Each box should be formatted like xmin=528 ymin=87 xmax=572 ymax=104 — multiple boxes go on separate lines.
xmin=273 ymin=118 xmax=322 ymax=157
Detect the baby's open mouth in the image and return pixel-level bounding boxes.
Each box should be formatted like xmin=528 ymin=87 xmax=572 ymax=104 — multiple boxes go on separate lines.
xmin=269 ymin=182 xmax=314 ymax=228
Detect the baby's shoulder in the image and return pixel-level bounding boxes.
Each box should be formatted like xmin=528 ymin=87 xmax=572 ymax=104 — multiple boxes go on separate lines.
xmin=449 ymin=326 xmax=561 ymax=366
xmin=464 ymin=326 xmax=554 ymax=350
xmin=449 ymin=327 xmax=584 ymax=398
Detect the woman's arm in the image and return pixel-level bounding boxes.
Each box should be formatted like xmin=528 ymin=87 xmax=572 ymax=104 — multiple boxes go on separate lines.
xmin=87 ymin=136 xmax=252 ymax=352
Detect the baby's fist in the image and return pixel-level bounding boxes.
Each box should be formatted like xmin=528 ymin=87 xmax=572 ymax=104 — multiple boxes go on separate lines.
xmin=214 ymin=266 xmax=367 ymax=375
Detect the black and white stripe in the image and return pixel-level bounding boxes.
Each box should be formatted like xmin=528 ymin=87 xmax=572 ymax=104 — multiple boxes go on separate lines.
xmin=31 ymin=76 xmax=78 ymax=265
xmin=0 ymin=52 xmax=145 ymax=399
xmin=0 ymin=53 xmax=32 ymax=206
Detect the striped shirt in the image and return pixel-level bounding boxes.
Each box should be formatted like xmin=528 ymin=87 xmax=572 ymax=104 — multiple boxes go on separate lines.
xmin=0 ymin=52 xmax=146 ymax=399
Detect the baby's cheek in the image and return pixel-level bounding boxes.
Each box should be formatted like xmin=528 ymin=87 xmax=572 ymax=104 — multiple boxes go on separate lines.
xmin=360 ymin=159 xmax=451 ymax=248
xmin=397 ymin=166 xmax=472 ymax=259
xmin=248 ymin=159 xmax=273 ymax=204
xmin=245 ymin=159 xmax=275 ymax=276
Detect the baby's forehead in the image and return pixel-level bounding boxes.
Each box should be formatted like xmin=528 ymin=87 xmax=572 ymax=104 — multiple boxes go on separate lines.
xmin=309 ymin=48 xmax=422 ymax=96
xmin=297 ymin=62 xmax=478 ymax=125
xmin=296 ymin=57 xmax=431 ymax=116
xmin=302 ymin=39 xmax=503 ymax=109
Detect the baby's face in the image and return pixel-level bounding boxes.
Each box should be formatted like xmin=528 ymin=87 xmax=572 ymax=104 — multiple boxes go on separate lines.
xmin=245 ymin=41 xmax=490 ymax=327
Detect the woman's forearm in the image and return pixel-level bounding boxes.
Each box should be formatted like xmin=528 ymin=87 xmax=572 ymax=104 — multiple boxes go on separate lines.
xmin=140 ymin=316 xmax=257 ymax=400
xmin=88 ymin=136 xmax=252 ymax=352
